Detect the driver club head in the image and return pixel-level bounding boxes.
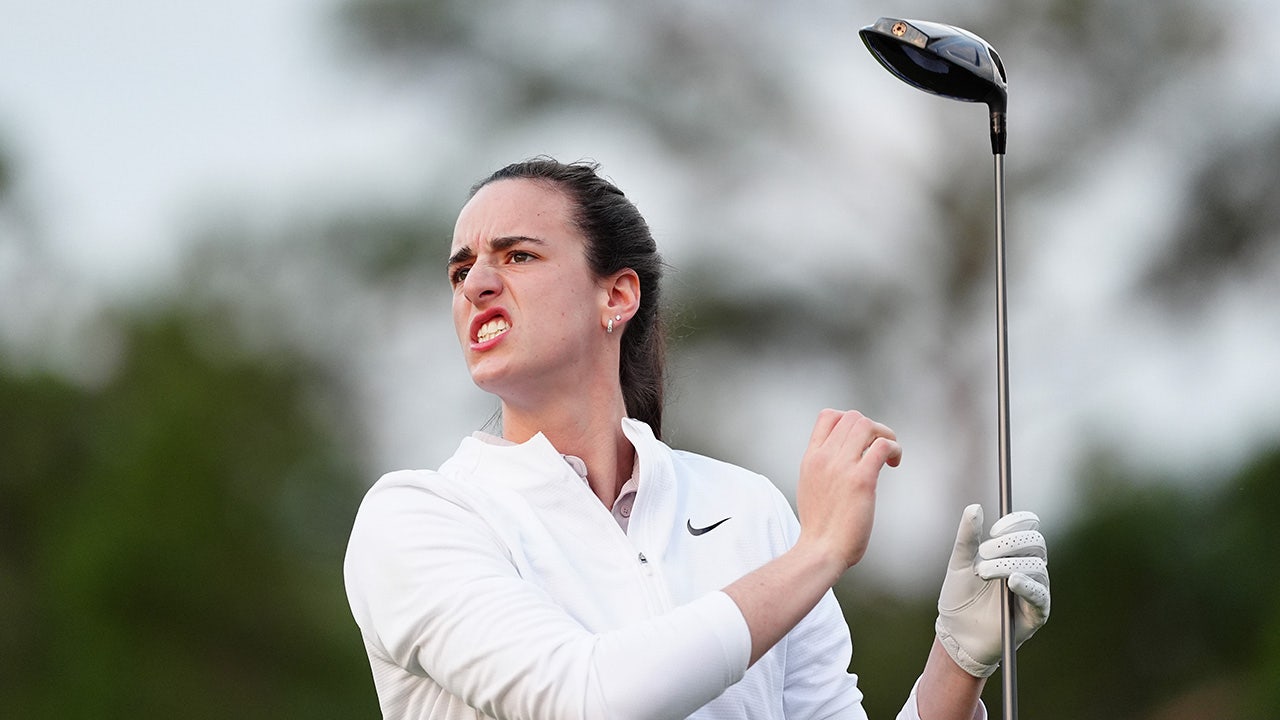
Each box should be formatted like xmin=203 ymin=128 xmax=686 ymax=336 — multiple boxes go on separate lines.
xmin=859 ymin=17 xmax=1008 ymax=152
xmin=859 ymin=18 xmax=1007 ymax=109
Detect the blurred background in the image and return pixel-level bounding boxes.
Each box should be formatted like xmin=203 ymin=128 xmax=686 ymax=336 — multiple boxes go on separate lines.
xmin=2 ymin=0 xmax=1278 ymax=717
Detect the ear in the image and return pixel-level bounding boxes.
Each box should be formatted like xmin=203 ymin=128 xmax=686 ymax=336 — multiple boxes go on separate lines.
xmin=600 ymin=268 xmax=641 ymax=325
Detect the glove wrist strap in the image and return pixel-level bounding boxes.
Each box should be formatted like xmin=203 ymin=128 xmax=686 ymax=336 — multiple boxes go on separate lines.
xmin=935 ymin=617 xmax=1000 ymax=678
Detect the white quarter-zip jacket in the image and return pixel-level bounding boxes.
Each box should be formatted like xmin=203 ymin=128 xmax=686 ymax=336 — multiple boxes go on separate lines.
xmin=345 ymin=418 xmax=940 ymax=720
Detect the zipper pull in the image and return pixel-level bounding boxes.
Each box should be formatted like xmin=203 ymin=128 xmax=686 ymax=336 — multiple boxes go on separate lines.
xmin=638 ymin=552 xmax=648 ymax=565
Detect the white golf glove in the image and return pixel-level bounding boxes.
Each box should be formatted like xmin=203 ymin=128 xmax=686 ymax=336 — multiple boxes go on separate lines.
xmin=935 ymin=503 xmax=1050 ymax=677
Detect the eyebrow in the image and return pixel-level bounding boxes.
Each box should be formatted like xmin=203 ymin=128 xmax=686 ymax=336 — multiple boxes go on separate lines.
xmin=447 ymin=235 xmax=547 ymax=269
xmin=447 ymin=245 xmax=474 ymax=269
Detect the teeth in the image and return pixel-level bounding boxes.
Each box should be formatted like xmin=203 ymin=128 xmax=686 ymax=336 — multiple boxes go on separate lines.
xmin=476 ymin=317 xmax=510 ymax=343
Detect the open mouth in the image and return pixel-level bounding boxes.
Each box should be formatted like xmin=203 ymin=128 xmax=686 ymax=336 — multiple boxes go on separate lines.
xmin=475 ymin=316 xmax=510 ymax=343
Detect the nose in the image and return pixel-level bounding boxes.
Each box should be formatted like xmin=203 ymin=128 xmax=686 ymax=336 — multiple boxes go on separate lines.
xmin=462 ymin=260 xmax=502 ymax=305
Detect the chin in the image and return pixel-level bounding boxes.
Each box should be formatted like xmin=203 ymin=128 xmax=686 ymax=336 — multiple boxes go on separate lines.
xmin=466 ymin=361 xmax=513 ymax=396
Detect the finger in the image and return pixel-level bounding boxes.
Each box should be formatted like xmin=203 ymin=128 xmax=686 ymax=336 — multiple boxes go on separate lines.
xmin=844 ymin=416 xmax=896 ymax=445
xmin=825 ymin=410 xmax=867 ymax=448
xmin=990 ymin=510 xmax=1039 ymax=536
xmin=863 ymin=419 xmax=898 ymax=443
xmin=863 ymin=421 xmax=899 ymax=465
xmin=946 ymin=504 xmax=984 ymax=572
xmin=808 ymin=408 xmax=847 ymax=449
xmin=863 ymin=437 xmax=903 ymax=468
xmin=1008 ymin=572 xmax=1051 ymax=619
xmin=978 ymin=530 xmax=1046 ymax=561
xmin=1006 ymin=559 xmax=1048 ymax=590
xmin=835 ymin=415 xmax=896 ymax=459
xmin=974 ymin=555 xmax=1046 ymax=583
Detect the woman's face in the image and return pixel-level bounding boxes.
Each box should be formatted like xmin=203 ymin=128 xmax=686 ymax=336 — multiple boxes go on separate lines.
xmin=448 ymin=178 xmax=609 ymax=403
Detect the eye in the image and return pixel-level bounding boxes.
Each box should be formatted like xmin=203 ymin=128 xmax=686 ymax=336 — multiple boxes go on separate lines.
xmin=450 ymin=265 xmax=470 ymax=286
xmin=510 ymin=250 xmax=534 ymax=264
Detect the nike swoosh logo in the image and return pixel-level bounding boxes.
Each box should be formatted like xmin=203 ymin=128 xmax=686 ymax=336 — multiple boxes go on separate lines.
xmin=687 ymin=517 xmax=732 ymax=536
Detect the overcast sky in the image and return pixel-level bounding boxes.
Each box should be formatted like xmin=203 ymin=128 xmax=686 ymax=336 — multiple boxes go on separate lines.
xmin=0 ymin=0 xmax=429 ymax=285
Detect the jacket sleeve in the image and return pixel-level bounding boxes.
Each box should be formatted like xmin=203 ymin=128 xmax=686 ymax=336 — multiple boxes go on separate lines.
xmin=344 ymin=475 xmax=751 ymax=720
xmin=779 ymin=588 xmax=869 ymax=719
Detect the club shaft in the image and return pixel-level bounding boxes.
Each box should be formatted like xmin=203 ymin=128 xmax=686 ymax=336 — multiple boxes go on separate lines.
xmin=993 ymin=153 xmax=1017 ymax=719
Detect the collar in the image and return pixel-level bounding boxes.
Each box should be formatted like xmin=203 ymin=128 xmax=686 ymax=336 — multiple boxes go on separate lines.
xmin=449 ymin=418 xmax=675 ymax=547
xmin=471 ymin=428 xmax=640 ymax=503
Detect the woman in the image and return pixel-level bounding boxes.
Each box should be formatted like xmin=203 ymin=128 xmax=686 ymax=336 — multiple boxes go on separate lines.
xmin=344 ymin=158 xmax=1050 ymax=719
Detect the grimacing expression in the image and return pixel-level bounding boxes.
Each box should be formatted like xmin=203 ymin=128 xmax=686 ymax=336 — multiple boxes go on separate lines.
xmin=448 ymin=179 xmax=612 ymax=400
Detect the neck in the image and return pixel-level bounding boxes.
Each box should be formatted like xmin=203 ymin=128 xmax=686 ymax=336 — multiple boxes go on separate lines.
xmin=501 ymin=389 xmax=635 ymax=508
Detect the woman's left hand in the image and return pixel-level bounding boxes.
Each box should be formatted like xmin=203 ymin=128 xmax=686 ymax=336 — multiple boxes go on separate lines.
xmin=933 ymin=504 xmax=1050 ymax=677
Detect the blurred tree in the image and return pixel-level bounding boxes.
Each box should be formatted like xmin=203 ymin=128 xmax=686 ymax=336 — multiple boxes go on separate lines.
xmin=1013 ymin=446 xmax=1280 ymax=719
xmin=1142 ymin=121 xmax=1280 ymax=309
xmin=0 ymin=139 xmax=11 ymax=199
xmin=0 ymin=305 xmax=376 ymax=718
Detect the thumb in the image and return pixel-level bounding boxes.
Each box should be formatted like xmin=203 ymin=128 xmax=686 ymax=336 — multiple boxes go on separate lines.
xmin=946 ymin=504 xmax=984 ymax=572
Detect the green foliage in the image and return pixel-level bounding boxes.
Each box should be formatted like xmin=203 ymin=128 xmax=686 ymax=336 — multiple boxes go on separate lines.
xmin=1013 ymin=449 xmax=1280 ymax=719
xmin=840 ymin=585 xmax=938 ymax=720
xmin=0 ymin=311 xmax=376 ymax=718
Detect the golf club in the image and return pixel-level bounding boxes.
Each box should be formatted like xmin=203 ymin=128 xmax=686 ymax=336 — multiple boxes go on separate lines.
xmin=858 ymin=17 xmax=1019 ymax=720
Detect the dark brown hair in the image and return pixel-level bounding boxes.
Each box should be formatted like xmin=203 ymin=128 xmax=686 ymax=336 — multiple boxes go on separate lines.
xmin=470 ymin=158 xmax=668 ymax=439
